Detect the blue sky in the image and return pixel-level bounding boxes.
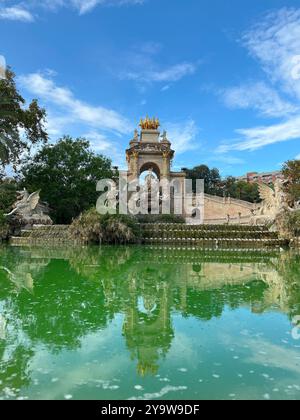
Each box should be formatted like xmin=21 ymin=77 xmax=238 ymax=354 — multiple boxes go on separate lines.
xmin=1 ymin=0 xmax=300 ymax=176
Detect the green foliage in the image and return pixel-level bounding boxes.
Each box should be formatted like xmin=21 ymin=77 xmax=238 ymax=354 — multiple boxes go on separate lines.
xmin=282 ymin=160 xmax=300 ymax=202
xmin=0 ymin=210 xmax=9 ymax=240
xmin=21 ymin=136 xmax=115 ymax=224
xmin=185 ymin=165 xmax=260 ymax=203
xmin=0 ymin=68 xmax=47 ymax=167
xmin=70 ymin=208 xmax=139 ymax=244
xmin=276 ymin=210 xmax=300 ymax=239
xmin=186 ymin=165 xmax=222 ymax=195
xmin=222 ymin=178 xmax=260 ymax=203
xmin=0 ymin=178 xmax=18 ymax=213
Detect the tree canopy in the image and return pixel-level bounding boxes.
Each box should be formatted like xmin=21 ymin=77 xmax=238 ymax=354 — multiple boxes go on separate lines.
xmin=21 ymin=136 xmax=115 ymax=224
xmin=185 ymin=165 xmax=260 ymax=202
xmin=282 ymin=159 xmax=300 ymax=203
xmin=0 ymin=68 xmax=47 ymax=167
xmin=0 ymin=178 xmax=18 ymax=213
xmin=186 ymin=165 xmax=222 ymax=195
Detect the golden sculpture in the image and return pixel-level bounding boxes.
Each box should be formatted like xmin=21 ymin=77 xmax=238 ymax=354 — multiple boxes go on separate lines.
xmin=139 ymin=116 xmax=160 ymax=130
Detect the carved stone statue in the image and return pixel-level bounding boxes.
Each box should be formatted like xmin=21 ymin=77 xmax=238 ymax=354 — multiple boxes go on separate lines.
xmin=145 ymin=168 xmax=156 ymax=191
xmin=251 ymin=179 xmax=293 ymax=226
xmin=5 ymin=189 xmax=53 ymax=226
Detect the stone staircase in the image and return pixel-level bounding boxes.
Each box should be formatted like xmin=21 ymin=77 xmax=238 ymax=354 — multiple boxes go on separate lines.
xmin=9 ymin=223 xmax=288 ymax=250
xmin=10 ymin=225 xmax=72 ymax=246
xmin=140 ymin=224 xmax=288 ymax=250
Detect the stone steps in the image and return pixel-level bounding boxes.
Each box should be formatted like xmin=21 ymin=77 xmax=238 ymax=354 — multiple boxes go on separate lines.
xmin=9 ymin=223 xmax=288 ymax=250
xmin=140 ymin=223 xmax=286 ymax=249
xmin=10 ymin=225 xmax=72 ymax=246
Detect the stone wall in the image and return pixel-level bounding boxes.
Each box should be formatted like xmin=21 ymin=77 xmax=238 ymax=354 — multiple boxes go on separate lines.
xmin=203 ymin=194 xmax=255 ymax=224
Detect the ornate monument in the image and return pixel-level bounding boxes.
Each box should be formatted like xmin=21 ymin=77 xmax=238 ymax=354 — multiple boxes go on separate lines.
xmin=5 ymin=189 xmax=53 ymax=227
xmin=125 ymin=117 xmax=257 ymax=223
xmin=125 ymin=116 xmax=187 ymax=216
xmin=126 ymin=116 xmax=182 ymax=182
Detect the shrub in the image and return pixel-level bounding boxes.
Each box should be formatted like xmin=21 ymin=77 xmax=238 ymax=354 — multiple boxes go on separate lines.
xmin=70 ymin=208 xmax=139 ymax=244
xmin=276 ymin=210 xmax=300 ymax=239
xmin=0 ymin=211 xmax=9 ymax=240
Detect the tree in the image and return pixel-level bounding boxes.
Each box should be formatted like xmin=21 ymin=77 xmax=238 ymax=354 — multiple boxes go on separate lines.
xmin=282 ymin=160 xmax=300 ymax=203
xmin=21 ymin=137 xmax=115 ymax=224
xmin=0 ymin=178 xmax=18 ymax=213
xmin=0 ymin=68 xmax=47 ymax=167
xmin=222 ymin=177 xmax=260 ymax=203
xmin=186 ymin=165 xmax=222 ymax=195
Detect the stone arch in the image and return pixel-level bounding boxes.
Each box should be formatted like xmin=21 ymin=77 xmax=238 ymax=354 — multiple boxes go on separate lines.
xmin=139 ymin=162 xmax=161 ymax=180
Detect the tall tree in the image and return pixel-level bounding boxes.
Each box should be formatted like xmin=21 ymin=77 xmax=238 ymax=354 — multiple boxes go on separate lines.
xmin=21 ymin=136 xmax=115 ymax=224
xmin=0 ymin=178 xmax=18 ymax=213
xmin=282 ymin=159 xmax=300 ymax=203
xmin=186 ymin=165 xmax=222 ymax=195
xmin=222 ymin=177 xmax=260 ymax=203
xmin=0 ymin=68 xmax=47 ymax=167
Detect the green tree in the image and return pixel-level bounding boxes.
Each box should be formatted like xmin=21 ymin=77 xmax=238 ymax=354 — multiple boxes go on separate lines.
xmin=186 ymin=165 xmax=222 ymax=195
xmin=223 ymin=177 xmax=260 ymax=203
xmin=0 ymin=68 xmax=47 ymax=167
xmin=21 ymin=136 xmax=115 ymax=224
xmin=0 ymin=178 xmax=18 ymax=213
xmin=282 ymin=160 xmax=300 ymax=203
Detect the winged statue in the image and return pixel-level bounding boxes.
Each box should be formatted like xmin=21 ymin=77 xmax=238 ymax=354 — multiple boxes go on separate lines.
xmin=5 ymin=188 xmax=52 ymax=226
xmin=5 ymin=189 xmax=41 ymax=217
xmin=251 ymin=179 xmax=293 ymax=225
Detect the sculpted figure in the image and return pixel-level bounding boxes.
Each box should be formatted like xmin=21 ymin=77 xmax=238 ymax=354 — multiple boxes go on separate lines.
xmin=251 ymin=179 xmax=293 ymax=226
xmin=5 ymin=188 xmax=52 ymax=226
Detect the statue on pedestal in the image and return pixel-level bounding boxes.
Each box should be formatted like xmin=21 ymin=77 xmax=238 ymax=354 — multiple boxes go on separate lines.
xmin=5 ymin=189 xmax=53 ymax=227
xmin=251 ymin=179 xmax=294 ymax=226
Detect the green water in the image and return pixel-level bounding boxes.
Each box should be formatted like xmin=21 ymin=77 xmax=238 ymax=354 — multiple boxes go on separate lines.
xmin=0 ymin=245 xmax=300 ymax=400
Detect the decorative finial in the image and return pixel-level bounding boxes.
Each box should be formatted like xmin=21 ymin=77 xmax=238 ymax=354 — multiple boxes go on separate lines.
xmin=139 ymin=116 xmax=160 ymax=130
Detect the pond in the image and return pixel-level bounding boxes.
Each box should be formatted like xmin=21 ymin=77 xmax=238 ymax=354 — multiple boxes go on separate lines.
xmin=0 ymin=245 xmax=300 ymax=400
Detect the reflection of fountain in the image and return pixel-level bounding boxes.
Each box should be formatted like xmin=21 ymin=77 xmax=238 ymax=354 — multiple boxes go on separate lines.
xmin=123 ymin=281 xmax=173 ymax=376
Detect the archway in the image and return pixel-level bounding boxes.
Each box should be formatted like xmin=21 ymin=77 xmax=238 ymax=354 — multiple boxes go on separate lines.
xmin=139 ymin=162 xmax=161 ymax=180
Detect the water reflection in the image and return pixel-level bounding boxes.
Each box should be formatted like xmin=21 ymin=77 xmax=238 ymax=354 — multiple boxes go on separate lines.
xmin=0 ymin=245 xmax=300 ymax=399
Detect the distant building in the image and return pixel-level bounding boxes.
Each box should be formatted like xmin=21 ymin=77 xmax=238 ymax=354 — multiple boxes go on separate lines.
xmin=237 ymin=170 xmax=284 ymax=185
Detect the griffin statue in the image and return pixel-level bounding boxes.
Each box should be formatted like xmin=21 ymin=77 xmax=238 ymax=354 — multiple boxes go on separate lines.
xmin=5 ymin=189 xmax=53 ymax=227
xmin=251 ymin=179 xmax=295 ymax=226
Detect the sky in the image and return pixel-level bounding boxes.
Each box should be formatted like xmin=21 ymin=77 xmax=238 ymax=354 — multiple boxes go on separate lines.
xmin=0 ymin=0 xmax=300 ymax=176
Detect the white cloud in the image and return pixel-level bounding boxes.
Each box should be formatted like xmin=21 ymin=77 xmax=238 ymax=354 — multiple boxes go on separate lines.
xmin=118 ymin=42 xmax=197 ymax=86
xmin=296 ymin=154 xmax=300 ymax=160
xmin=219 ymin=8 xmax=300 ymax=153
xmin=0 ymin=6 xmax=34 ymax=22
xmin=210 ymin=155 xmax=245 ymax=165
xmin=165 ymin=120 xmax=199 ymax=154
xmin=83 ymin=131 xmax=125 ymax=166
xmin=122 ymin=62 xmax=196 ymax=84
xmin=83 ymin=131 xmax=113 ymax=152
xmin=18 ymin=73 xmax=132 ymax=134
xmin=243 ymin=8 xmax=300 ymax=99
xmin=218 ymin=115 xmax=300 ymax=152
xmin=222 ymin=82 xmax=298 ymax=118
xmin=0 ymin=0 xmax=144 ymax=21
xmin=67 ymin=0 xmax=145 ymax=15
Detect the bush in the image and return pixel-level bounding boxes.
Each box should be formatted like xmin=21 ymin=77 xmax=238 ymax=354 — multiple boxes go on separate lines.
xmin=70 ymin=208 xmax=139 ymax=244
xmin=0 ymin=211 xmax=9 ymax=240
xmin=276 ymin=210 xmax=300 ymax=239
